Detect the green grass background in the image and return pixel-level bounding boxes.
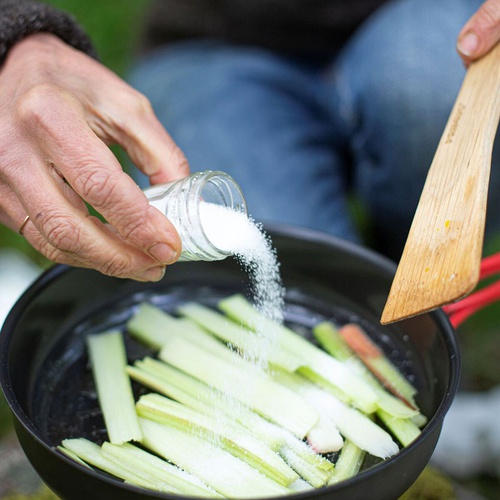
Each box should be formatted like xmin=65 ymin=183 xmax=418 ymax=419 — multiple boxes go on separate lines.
xmin=0 ymin=1 xmax=499 ymax=498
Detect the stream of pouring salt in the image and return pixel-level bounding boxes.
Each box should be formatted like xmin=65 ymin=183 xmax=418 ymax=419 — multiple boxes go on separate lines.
xmin=199 ymin=202 xmax=285 ymax=367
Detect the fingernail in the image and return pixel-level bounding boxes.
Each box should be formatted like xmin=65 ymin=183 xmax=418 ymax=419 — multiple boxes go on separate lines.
xmin=149 ymin=242 xmax=178 ymax=264
xmin=138 ymin=266 xmax=166 ymax=282
xmin=458 ymin=31 xmax=478 ymax=56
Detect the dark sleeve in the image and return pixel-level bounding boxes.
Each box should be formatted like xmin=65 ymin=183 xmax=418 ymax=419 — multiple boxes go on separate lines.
xmin=141 ymin=0 xmax=387 ymax=57
xmin=0 ymin=0 xmax=98 ymax=66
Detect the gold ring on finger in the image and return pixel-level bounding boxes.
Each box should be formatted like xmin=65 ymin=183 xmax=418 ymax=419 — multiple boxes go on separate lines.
xmin=18 ymin=215 xmax=30 ymax=235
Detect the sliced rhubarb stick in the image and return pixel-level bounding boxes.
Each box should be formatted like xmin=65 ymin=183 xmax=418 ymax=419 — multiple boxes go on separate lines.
xmin=339 ymin=323 xmax=417 ymax=408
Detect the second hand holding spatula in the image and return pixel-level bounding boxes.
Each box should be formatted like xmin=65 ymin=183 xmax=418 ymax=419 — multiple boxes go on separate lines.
xmin=381 ymin=43 xmax=500 ymax=325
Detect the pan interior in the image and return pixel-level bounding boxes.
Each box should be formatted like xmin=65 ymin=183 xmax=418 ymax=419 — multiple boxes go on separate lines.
xmin=33 ymin=282 xmax=423 ymax=456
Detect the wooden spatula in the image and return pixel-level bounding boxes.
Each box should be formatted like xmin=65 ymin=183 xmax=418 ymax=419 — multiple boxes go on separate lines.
xmin=381 ymin=43 xmax=500 ymax=325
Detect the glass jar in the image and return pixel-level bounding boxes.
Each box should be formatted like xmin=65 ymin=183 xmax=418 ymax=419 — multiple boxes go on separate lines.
xmin=143 ymin=170 xmax=247 ymax=262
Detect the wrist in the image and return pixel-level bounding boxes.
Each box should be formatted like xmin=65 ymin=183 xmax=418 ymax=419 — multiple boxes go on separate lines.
xmin=0 ymin=0 xmax=97 ymax=67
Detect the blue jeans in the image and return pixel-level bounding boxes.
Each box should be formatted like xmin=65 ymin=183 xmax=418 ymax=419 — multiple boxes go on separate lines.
xmin=129 ymin=0 xmax=498 ymax=260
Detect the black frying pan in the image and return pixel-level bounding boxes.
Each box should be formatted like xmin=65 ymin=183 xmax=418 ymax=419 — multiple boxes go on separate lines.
xmin=0 ymin=225 xmax=460 ymax=500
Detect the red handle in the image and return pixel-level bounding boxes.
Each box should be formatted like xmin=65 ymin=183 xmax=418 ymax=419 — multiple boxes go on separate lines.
xmin=443 ymin=252 xmax=500 ymax=328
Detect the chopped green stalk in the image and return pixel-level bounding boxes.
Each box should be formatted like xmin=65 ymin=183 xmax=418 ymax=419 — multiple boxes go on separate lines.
xmin=139 ymin=417 xmax=291 ymax=498
xmin=134 ymin=356 xmax=222 ymax=403
xmin=128 ymin=302 xmax=237 ymax=362
xmin=271 ymin=367 xmax=399 ymax=459
xmin=328 ymin=440 xmax=366 ymax=485
xmin=127 ymin=302 xmax=182 ymax=349
xmin=313 ymin=321 xmax=353 ymax=361
xmin=322 ymin=397 xmax=398 ymax=459
xmin=313 ymin=321 xmax=421 ymax=419
xmin=86 ymin=331 xmax=142 ymax=444
xmin=178 ymin=302 xmax=305 ymax=372
xmin=278 ymin=446 xmax=331 ymax=488
xmin=377 ymin=409 xmax=422 ymax=447
xmin=272 ymin=367 xmax=343 ymax=454
xmin=411 ymin=412 xmax=428 ymax=428
xmin=61 ymin=438 xmax=162 ymax=491
xmin=136 ymin=393 xmax=299 ymax=486
xmin=288 ymin=479 xmax=315 ymax=492
xmin=374 ymin=389 xmax=419 ymax=419
xmin=128 ymin=358 xmax=285 ymax=450
xmin=101 ymin=442 xmax=218 ymax=497
xmin=280 ymin=437 xmax=335 ymax=473
xmin=129 ymin=358 xmax=334 ymax=484
xmin=339 ymin=323 xmax=418 ymax=408
xmin=159 ymin=336 xmax=319 ymax=439
xmin=57 ymin=445 xmax=93 ymax=470
xmin=218 ymin=294 xmax=379 ymax=413
xmin=296 ymin=366 xmax=353 ymax=406
xmin=307 ymin=424 xmax=343 ymax=455
xmin=127 ymin=363 xmax=202 ymax=409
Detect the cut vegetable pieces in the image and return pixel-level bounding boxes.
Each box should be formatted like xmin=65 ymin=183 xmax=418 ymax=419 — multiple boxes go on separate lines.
xmin=313 ymin=321 xmax=421 ymax=419
xmin=159 ymin=336 xmax=319 ymax=438
xmin=338 ymin=323 xmax=418 ymax=408
xmin=56 ymin=445 xmax=93 ymax=470
xmin=128 ymin=359 xmax=334 ymax=487
xmin=136 ymin=393 xmax=300 ymax=486
xmin=128 ymin=358 xmax=285 ymax=450
xmin=128 ymin=302 xmax=237 ymax=362
xmin=272 ymin=367 xmax=399 ymax=459
xmin=280 ymin=446 xmax=332 ymax=488
xmin=310 ymin=392 xmax=398 ymax=459
xmin=377 ymin=409 xmax=422 ymax=447
xmin=328 ymin=440 xmax=366 ymax=485
xmin=178 ymin=302 xmax=305 ymax=372
xmin=127 ymin=302 xmax=183 ymax=349
xmin=86 ymin=330 xmax=142 ymax=445
xmin=60 ymin=293 xmax=428 ymax=498
xmin=271 ymin=368 xmax=343 ymax=454
xmin=139 ymin=417 xmax=291 ymax=498
xmin=101 ymin=442 xmax=218 ymax=497
xmin=218 ymin=294 xmax=379 ymax=413
xmin=61 ymin=438 xmax=162 ymax=491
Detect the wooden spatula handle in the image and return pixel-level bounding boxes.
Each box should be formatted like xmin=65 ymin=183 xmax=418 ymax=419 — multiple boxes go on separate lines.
xmin=381 ymin=43 xmax=500 ymax=324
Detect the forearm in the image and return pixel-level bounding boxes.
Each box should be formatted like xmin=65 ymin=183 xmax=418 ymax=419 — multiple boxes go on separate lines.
xmin=0 ymin=0 xmax=97 ymax=66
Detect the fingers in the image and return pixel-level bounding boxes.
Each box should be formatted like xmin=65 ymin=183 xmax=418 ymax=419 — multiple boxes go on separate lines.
xmin=15 ymin=86 xmax=182 ymax=270
xmin=61 ymin=49 xmax=191 ymax=186
xmin=89 ymin=86 xmax=191 ymax=186
xmin=5 ymin=166 xmax=168 ymax=281
xmin=457 ymin=0 xmax=500 ymax=64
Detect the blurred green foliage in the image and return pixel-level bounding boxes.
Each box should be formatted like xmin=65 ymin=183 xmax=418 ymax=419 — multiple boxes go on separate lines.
xmin=43 ymin=0 xmax=151 ymax=75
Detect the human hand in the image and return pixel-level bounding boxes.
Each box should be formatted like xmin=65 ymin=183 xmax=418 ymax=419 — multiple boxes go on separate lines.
xmin=457 ymin=0 xmax=500 ymax=65
xmin=0 ymin=33 xmax=190 ymax=281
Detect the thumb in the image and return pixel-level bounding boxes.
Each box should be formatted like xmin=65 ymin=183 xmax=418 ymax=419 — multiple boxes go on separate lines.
xmin=457 ymin=0 xmax=500 ymax=65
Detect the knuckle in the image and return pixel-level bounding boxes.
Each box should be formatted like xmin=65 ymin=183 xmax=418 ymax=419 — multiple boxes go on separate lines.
xmin=34 ymin=235 xmax=77 ymax=266
xmin=15 ymin=84 xmax=63 ymax=128
xmin=477 ymin=2 xmax=500 ymax=29
xmin=98 ymin=254 xmax=132 ymax=278
xmin=72 ymin=164 xmax=113 ymax=204
xmin=130 ymin=91 xmax=155 ymax=118
xmin=117 ymin=91 xmax=155 ymax=132
xmin=120 ymin=205 xmax=153 ymax=242
xmin=38 ymin=210 xmax=84 ymax=254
